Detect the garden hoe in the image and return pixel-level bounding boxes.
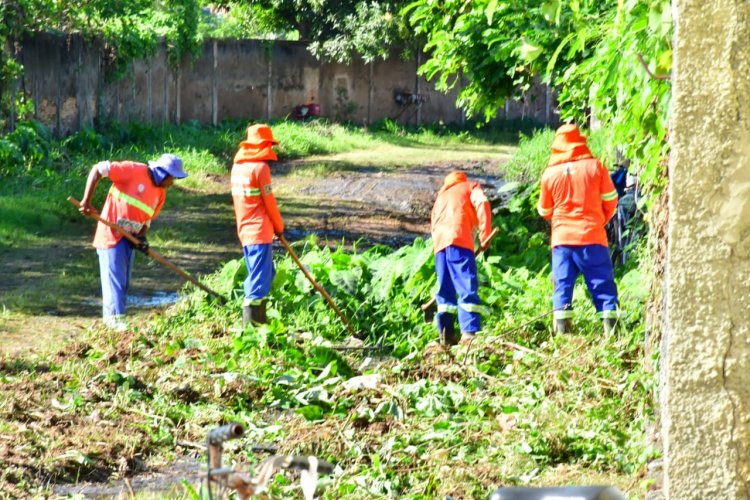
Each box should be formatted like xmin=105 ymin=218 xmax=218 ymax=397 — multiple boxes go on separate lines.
xmin=68 ymin=196 xmax=227 ymax=304
xmin=421 ymin=227 xmax=500 ymax=323
xmin=277 ymin=234 xmax=360 ymax=339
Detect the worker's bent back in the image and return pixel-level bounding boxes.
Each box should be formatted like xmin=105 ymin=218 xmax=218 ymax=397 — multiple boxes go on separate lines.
xmin=537 ymin=157 xmax=618 ymax=248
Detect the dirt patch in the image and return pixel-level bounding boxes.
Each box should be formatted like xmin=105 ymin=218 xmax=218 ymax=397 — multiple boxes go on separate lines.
xmin=53 ymin=459 xmax=204 ymax=498
xmin=277 ymin=159 xmax=504 ymax=246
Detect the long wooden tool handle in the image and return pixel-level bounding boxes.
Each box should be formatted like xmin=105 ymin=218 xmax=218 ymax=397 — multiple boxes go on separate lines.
xmin=278 ymin=235 xmax=359 ymax=338
xmin=421 ymin=227 xmax=500 ymax=312
xmin=68 ymin=196 xmax=227 ymax=303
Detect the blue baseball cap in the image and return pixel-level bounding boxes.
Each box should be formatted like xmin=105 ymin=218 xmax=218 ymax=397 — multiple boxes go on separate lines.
xmin=148 ymin=153 xmax=187 ymax=179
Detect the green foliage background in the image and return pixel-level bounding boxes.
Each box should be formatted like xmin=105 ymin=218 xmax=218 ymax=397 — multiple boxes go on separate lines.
xmin=404 ymin=0 xmax=672 ymax=195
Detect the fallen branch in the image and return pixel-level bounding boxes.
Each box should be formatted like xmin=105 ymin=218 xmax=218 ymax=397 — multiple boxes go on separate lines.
xmin=497 ymin=340 xmax=539 ymax=356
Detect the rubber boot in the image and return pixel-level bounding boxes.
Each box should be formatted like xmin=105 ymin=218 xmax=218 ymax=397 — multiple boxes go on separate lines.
xmin=440 ymin=322 xmax=459 ymax=346
xmin=459 ymin=332 xmax=477 ymax=348
xmin=554 ymin=318 xmax=571 ymax=334
xmin=250 ymin=300 xmax=267 ymax=324
xmin=603 ymin=317 xmax=617 ymax=334
xmin=242 ymin=300 xmax=267 ymax=325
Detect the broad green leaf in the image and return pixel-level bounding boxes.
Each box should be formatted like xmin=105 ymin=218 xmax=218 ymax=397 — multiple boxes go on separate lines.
xmin=541 ymin=0 xmax=560 ymax=23
xmin=546 ymin=33 xmax=575 ymax=75
xmin=519 ymin=40 xmax=543 ymax=63
xmin=297 ymin=405 xmax=325 ymax=421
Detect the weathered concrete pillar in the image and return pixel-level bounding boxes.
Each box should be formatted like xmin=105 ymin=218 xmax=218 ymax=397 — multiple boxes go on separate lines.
xmin=665 ymin=1 xmax=750 ymax=498
xmin=55 ymin=45 xmax=62 ymax=137
xmin=147 ymin=60 xmax=153 ymax=123
xmin=415 ymin=52 xmax=421 ymax=126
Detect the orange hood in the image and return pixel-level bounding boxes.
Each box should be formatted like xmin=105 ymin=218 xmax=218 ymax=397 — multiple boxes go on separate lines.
xmin=439 ymin=171 xmax=467 ymax=192
xmin=548 ymin=124 xmax=593 ymax=167
xmin=234 ymin=141 xmax=278 ymax=163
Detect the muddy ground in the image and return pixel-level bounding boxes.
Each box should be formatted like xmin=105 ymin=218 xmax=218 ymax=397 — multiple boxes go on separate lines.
xmin=0 ymin=157 xmax=504 ymax=355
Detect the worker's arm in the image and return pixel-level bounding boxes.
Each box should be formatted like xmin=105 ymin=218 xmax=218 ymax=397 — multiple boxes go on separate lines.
xmin=599 ymin=163 xmax=619 ymax=222
xmin=537 ymin=176 xmax=554 ymax=220
xmin=470 ymin=185 xmax=492 ymax=248
xmin=80 ymin=161 xmax=110 ymax=214
xmin=258 ymin=163 xmax=285 ymax=235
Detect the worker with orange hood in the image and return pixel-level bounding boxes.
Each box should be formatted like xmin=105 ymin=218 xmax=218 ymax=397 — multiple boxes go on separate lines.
xmin=231 ymin=124 xmax=285 ymax=325
xmin=430 ymin=171 xmax=493 ymax=347
xmin=537 ymin=124 xmax=619 ymax=334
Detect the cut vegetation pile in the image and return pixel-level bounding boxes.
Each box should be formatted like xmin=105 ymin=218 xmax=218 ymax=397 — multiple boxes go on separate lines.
xmin=0 ymin=120 xmax=654 ymax=498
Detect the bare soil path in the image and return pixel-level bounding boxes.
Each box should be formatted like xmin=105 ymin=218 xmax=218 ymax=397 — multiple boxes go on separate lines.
xmin=0 ymin=144 xmax=509 ymax=355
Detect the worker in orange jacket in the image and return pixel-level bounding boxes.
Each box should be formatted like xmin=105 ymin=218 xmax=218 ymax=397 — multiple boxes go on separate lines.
xmin=231 ymin=124 xmax=285 ymax=325
xmin=537 ymin=124 xmax=619 ymax=334
xmin=430 ymin=171 xmax=493 ymax=347
xmin=79 ymin=154 xmax=188 ymax=331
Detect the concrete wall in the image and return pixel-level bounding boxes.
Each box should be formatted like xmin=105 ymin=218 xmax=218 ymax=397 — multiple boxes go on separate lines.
xmin=13 ymin=34 xmax=558 ymax=136
xmin=664 ymin=0 xmax=750 ymax=497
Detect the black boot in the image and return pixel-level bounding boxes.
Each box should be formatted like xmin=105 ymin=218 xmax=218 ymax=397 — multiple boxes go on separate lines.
xmin=440 ymin=321 xmax=459 ymax=346
xmin=242 ymin=300 xmax=267 ymax=325
xmin=554 ymin=318 xmax=571 ymax=334
xmin=250 ymin=300 xmax=267 ymax=324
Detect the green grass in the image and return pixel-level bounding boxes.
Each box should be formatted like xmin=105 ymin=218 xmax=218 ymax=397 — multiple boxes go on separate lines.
xmin=0 ymin=185 xmax=654 ymax=498
xmin=0 ymin=119 xmax=653 ymax=498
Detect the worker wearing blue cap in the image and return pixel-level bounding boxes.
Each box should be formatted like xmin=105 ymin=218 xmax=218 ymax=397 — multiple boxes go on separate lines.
xmin=80 ymin=154 xmax=188 ymax=331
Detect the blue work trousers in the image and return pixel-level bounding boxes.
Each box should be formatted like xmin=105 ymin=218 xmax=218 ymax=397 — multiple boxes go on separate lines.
xmin=97 ymin=238 xmax=135 ymax=320
xmin=552 ymin=244 xmax=618 ymax=319
xmin=434 ymin=246 xmax=484 ymax=334
xmin=243 ymin=244 xmax=275 ymax=306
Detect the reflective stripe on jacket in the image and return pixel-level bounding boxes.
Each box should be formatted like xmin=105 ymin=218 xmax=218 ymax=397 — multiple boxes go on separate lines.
xmin=231 ymin=161 xmax=284 ymax=246
xmin=431 ymin=171 xmax=492 ymax=254
xmin=93 ymin=161 xmax=165 ymax=249
xmin=538 ymin=157 xmax=618 ymax=247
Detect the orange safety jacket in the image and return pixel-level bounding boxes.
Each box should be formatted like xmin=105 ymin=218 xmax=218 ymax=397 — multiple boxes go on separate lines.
xmin=431 ymin=171 xmax=492 ymax=254
xmin=93 ymin=161 xmax=166 ymax=249
xmin=537 ymin=125 xmax=618 ymax=248
xmin=231 ymin=145 xmax=284 ymax=246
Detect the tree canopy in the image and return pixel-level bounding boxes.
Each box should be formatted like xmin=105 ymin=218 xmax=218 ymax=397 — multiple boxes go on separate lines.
xmin=2 ymin=0 xmax=672 ymax=188
xmin=404 ymin=0 xmax=672 ymax=189
xmin=210 ymin=0 xmax=412 ymax=62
